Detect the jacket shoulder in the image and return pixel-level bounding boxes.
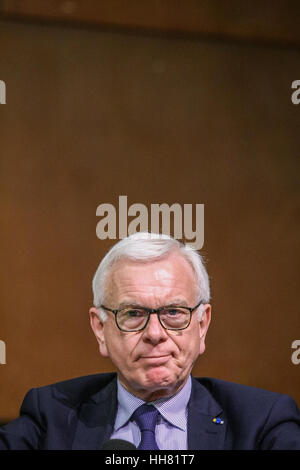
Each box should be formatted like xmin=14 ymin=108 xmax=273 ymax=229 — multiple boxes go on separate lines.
xmin=193 ymin=376 xmax=290 ymax=414
xmin=34 ymin=372 xmax=117 ymax=407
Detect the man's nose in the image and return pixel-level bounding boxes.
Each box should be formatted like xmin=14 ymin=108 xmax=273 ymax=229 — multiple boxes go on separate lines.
xmin=142 ymin=313 xmax=168 ymax=344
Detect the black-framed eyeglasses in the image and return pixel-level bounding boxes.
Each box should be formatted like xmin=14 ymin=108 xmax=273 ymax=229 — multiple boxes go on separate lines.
xmin=100 ymin=301 xmax=202 ymax=332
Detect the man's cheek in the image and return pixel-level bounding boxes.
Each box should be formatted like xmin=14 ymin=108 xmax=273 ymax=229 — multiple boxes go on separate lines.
xmin=104 ymin=339 xmax=121 ymax=360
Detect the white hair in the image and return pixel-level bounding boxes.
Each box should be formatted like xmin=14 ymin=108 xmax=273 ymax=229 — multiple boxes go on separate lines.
xmin=92 ymin=232 xmax=210 ymax=321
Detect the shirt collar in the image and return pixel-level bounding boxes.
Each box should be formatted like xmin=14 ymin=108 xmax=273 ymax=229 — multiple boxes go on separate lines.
xmin=114 ymin=375 xmax=192 ymax=432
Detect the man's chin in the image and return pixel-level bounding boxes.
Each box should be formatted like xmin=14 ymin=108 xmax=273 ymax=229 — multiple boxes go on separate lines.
xmin=142 ymin=367 xmax=178 ymax=393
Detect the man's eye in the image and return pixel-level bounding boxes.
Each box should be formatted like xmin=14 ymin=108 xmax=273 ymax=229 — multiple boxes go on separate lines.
xmin=166 ymin=309 xmax=180 ymax=316
xmin=127 ymin=310 xmax=143 ymax=317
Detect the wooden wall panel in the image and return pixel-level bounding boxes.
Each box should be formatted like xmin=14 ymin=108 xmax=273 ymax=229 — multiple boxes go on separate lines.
xmin=0 ymin=19 xmax=299 ymax=421
xmin=1 ymin=0 xmax=300 ymax=46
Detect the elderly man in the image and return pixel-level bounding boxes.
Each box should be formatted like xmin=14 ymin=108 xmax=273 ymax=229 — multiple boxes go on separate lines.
xmin=0 ymin=232 xmax=300 ymax=450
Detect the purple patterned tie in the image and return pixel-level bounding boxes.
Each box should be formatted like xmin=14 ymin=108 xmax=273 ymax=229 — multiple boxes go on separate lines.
xmin=132 ymin=404 xmax=160 ymax=450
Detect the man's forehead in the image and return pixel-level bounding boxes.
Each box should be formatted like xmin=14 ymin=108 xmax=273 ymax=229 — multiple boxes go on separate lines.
xmin=110 ymin=253 xmax=195 ymax=280
xmin=104 ymin=253 xmax=197 ymax=304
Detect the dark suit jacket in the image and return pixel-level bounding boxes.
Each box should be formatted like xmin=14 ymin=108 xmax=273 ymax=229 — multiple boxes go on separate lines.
xmin=0 ymin=373 xmax=300 ymax=450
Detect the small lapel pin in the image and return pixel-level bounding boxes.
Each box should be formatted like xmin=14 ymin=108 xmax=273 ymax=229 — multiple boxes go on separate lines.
xmin=213 ymin=417 xmax=224 ymax=425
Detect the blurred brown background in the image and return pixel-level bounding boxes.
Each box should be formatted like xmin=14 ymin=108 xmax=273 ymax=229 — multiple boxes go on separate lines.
xmin=0 ymin=0 xmax=299 ymax=422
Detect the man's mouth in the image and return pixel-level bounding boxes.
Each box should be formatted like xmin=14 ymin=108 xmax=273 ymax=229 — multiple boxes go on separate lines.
xmin=142 ymin=355 xmax=169 ymax=358
xmin=139 ymin=354 xmax=171 ymax=365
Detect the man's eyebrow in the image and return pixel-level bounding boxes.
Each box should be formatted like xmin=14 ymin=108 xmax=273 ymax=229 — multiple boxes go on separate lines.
xmin=117 ymin=299 xmax=189 ymax=309
xmin=117 ymin=301 xmax=143 ymax=309
xmin=163 ymin=300 xmax=188 ymax=307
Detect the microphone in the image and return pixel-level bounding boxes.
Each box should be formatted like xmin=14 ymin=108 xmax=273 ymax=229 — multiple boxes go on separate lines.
xmin=102 ymin=439 xmax=137 ymax=450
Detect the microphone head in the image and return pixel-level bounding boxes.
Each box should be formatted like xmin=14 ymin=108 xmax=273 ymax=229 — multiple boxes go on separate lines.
xmin=102 ymin=439 xmax=137 ymax=450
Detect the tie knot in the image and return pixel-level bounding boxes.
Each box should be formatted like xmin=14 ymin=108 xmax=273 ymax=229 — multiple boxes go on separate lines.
xmin=132 ymin=404 xmax=159 ymax=431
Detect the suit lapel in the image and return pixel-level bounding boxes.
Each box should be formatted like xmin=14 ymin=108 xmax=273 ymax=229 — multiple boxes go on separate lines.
xmin=71 ymin=376 xmax=118 ymax=450
xmin=188 ymin=377 xmax=227 ymax=450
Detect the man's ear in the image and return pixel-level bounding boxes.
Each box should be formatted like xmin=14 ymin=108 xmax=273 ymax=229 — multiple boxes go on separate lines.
xmin=89 ymin=307 xmax=109 ymax=357
xmin=199 ymin=304 xmax=211 ymax=355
